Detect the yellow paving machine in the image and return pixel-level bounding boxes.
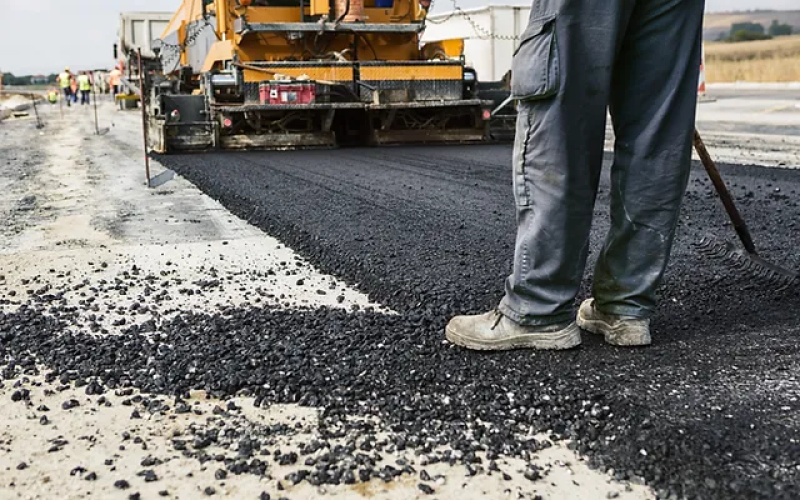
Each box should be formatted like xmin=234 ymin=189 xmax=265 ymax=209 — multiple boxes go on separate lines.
xmin=148 ymin=0 xmax=496 ymax=152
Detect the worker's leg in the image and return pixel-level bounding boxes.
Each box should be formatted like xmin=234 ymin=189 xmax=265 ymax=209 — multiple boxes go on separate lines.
xmin=63 ymin=89 xmax=71 ymax=107
xmin=593 ymin=0 xmax=704 ymax=317
xmin=498 ymin=0 xmax=635 ymax=326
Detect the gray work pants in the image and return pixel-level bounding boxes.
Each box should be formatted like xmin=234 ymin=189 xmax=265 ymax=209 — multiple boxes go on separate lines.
xmin=499 ymin=0 xmax=705 ymax=325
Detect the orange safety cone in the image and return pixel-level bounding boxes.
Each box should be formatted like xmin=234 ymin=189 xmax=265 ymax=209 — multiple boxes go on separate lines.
xmin=698 ymin=44 xmax=707 ymax=96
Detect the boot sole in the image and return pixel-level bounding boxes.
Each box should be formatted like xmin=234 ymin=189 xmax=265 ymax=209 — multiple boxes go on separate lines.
xmin=445 ymin=323 xmax=582 ymax=351
xmin=576 ymin=313 xmax=652 ymax=347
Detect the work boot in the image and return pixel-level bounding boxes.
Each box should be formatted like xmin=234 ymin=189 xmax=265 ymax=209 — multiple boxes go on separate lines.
xmin=576 ymin=299 xmax=651 ymax=346
xmin=445 ymin=310 xmax=581 ymax=351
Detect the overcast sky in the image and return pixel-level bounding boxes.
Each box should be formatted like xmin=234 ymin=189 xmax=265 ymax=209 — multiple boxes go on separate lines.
xmin=1 ymin=0 xmax=798 ymax=75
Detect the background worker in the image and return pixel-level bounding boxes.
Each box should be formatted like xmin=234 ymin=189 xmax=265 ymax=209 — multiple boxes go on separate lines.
xmin=109 ymin=66 xmax=122 ymax=97
xmin=47 ymin=88 xmax=59 ymax=104
xmin=446 ymin=0 xmax=705 ymax=350
xmin=58 ymin=67 xmax=74 ymax=107
xmin=70 ymin=75 xmax=79 ymax=103
xmin=78 ymin=71 xmax=92 ymax=105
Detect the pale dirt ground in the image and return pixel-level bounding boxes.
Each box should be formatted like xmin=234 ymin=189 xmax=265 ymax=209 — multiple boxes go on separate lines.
xmin=0 ymin=377 xmax=652 ymax=500
xmin=692 ymin=91 xmax=800 ymax=169
xmin=0 ymin=94 xmax=37 ymax=121
xmin=0 ymin=100 xmax=384 ymax=329
xmin=0 ymin=101 xmax=655 ymax=499
xmin=600 ymin=88 xmax=800 ymax=169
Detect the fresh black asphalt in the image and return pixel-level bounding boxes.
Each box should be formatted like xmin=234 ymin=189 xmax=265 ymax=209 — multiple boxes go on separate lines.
xmin=3 ymin=143 xmax=799 ymax=499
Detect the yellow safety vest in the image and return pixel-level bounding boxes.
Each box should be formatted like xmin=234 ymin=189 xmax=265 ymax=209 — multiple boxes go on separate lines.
xmin=59 ymin=72 xmax=71 ymax=89
xmin=78 ymin=75 xmax=91 ymax=91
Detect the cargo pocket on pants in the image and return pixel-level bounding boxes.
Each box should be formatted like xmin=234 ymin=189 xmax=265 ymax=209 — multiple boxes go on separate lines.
xmin=511 ymin=15 xmax=560 ymax=101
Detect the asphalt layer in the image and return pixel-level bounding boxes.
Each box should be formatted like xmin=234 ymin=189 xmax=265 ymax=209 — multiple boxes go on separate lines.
xmin=3 ymin=143 xmax=800 ymax=499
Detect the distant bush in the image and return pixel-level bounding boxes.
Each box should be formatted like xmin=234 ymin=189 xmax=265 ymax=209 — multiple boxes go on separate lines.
xmin=724 ymin=22 xmax=773 ymax=43
xmin=768 ymin=20 xmax=793 ymax=37
xmin=731 ymin=22 xmax=765 ymax=35
xmin=729 ymin=29 xmax=773 ymax=42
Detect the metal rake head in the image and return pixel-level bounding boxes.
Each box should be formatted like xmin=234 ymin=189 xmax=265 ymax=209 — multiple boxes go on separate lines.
xmin=695 ymin=236 xmax=799 ymax=289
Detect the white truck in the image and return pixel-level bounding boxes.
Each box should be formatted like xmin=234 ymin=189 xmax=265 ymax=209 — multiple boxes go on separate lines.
xmin=423 ymin=4 xmax=531 ymax=83
xmin=422 ymin=4 xmax=529 ymax=139
xmin=114 ymin=12 xmax=173 ymax=98
xmin=116 ymin=12 xmax=172 ymax=62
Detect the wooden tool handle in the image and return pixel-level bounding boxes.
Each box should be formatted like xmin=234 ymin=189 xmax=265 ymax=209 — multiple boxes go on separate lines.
xmin=693 ymin=129 xmax=758 ymax=255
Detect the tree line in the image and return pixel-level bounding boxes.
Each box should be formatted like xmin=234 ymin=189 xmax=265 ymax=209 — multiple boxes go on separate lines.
xmin=722 ymin=20 xmax=794 ymax=42
xmin=1 ymin=73 xmax=59 ymax=86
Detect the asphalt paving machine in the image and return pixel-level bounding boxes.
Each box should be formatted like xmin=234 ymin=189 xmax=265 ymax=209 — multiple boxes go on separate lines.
xmin=148 ymin=0 xmax=495 ymax=152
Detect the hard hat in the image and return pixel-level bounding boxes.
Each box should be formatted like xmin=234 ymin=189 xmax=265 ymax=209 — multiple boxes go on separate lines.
xmin=65 ymin=67 xmax=70 ymax=72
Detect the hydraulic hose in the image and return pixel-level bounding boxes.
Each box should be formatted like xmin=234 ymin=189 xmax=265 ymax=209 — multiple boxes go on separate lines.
xmin=335 ymin=0 xmax=350 ymax=24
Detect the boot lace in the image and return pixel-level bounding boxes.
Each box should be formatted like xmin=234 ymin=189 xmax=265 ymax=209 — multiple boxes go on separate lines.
xmin=490 ymin=308 xmax=504 ymax=330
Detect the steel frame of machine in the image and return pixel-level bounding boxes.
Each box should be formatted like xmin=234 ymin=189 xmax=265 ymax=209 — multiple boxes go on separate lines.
xmin=147 ymin=0 xmax=495 ymax=152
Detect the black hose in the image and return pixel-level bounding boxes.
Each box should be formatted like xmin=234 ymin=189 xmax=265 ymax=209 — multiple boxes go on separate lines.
xmin=335 ymin=0 xmax=350 ymax=24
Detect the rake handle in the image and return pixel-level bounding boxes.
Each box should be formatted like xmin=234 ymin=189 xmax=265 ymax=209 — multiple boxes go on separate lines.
xmin=693 ymin=129 xmax=758 ymax=255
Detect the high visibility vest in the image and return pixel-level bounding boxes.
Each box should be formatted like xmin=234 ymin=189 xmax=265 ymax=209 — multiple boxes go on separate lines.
xmin=48 ymin=91 xmax=58 ymax=102
xmin=109 ymin=70 xmax=122 ymax=86
xmin=59 ymin=72 xmax=71 ymax=89
xmin=78 ymin=75 xmax=91 ymax=91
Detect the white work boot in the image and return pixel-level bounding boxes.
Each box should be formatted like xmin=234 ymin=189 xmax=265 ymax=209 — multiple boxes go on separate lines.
xmin=445 ymin=310 xmax=581 ymax=351
xmin=576 ymin=299 xmax=651 ymax=346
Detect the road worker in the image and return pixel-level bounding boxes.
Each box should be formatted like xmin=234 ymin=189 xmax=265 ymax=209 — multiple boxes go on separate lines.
xmin=446 ymin=0 xmax=705 ymax=350
xmin=58 ymin=67 xmax=74 ymax=107
xmin=70 ymin=75 xmax=79 ymax=103
xmin=47 ymin=88 xmax=59 ymax=104
xmin=78 ymin=71 xmax=92 ymax=105
xmin=109 ymin=66 xmax=122 ymax=97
